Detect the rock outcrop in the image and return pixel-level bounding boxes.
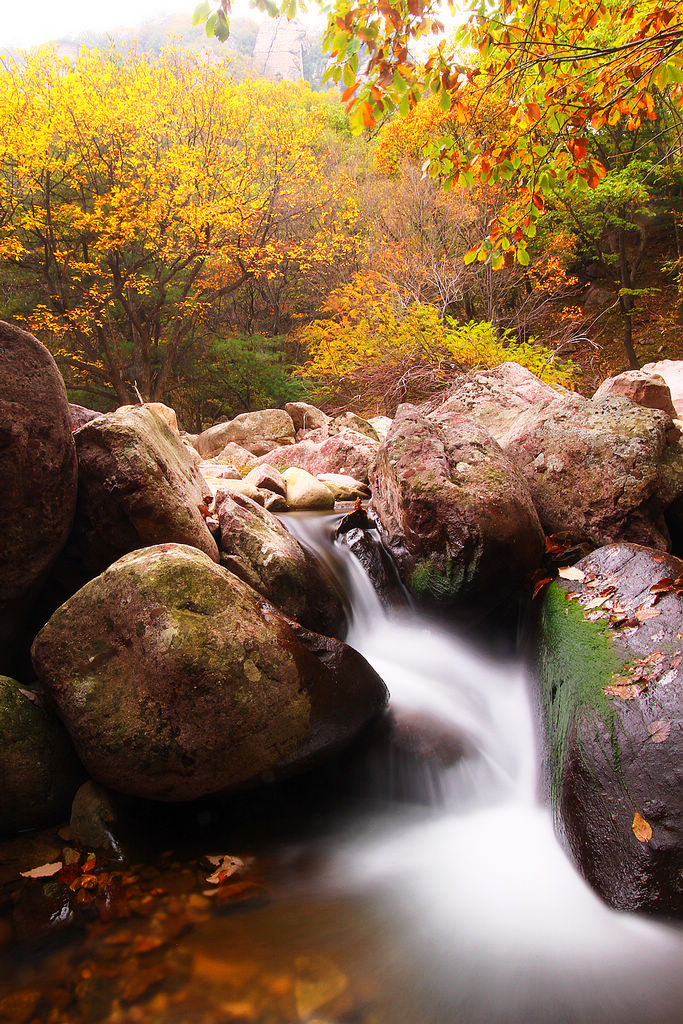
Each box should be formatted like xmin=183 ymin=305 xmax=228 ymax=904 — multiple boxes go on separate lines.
xmin=32 ymin=544 xmax=387 ymax=802
xmin=371 ymin=406 xmax=544 ymax=614
xmin=533 ymin=543 xmax=683 ymax=915
xmin=0 ymin=321 xmax=78 ymax=673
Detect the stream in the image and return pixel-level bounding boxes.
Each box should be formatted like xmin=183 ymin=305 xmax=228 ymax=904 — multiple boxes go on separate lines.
xmin=2 ymin=510 xmax=682 ymax=1024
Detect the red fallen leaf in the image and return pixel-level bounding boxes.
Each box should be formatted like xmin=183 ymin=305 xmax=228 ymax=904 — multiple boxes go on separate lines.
xmin=545 ymin=534 xmax=570 ymax=555
xmin=197 ymin=503 xmax=211 ymax=518
xmin=20 ymin=861 xmax=62 ymax=879
xmin=603 ymin=682 xmax=644 ymax=700
xmin=82 ymin=854 xmax=97 ymax=873
xmin=632 ymin=812 xmax=653 ymax=842
xmin=648 ymin=720 xmax=671 ymax=743
xmin=533 ymin=576 xmax=553 ymax=598
xmin=650 ymin=577 xmax=675 ymax=595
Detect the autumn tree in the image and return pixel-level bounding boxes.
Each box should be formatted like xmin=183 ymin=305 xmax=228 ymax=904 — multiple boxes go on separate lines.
xmin=0 ymin=47 xmax=358 ymax=407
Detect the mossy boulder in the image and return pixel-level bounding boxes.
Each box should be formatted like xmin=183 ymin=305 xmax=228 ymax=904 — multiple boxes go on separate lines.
xmin=215 ymin=490 xmax=347 ymax=637
xmin=0 ymin=675 xmax=82 ymax=835
xmin=31 ymin=544 xmax=387 ymax=802
xmin=0 ymin=321 xmax=78 ymax=673
xmin=370 ymin=406 xmax=544 ymax=616
xmin=59 ymin=406 xmax=218 ymax=592
xmin=533 ymin=543 xmax=683 ymax=915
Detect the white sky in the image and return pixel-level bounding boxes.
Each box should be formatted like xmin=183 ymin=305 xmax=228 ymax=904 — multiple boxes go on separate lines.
xmin=1 ymin=0 xmax=262 ymax=49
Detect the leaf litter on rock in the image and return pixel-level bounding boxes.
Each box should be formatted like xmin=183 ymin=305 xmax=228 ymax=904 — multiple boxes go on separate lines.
xmin=632 ymin=812 xmax=653 ymax=843
xmin=647 ymin=720 xmax=672 ymax=743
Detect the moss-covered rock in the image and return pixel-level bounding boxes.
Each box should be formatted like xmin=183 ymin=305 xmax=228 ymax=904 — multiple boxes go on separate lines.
xmin=370 ymin=406 xmax=544 ymax=617
xmin=57 ymin=406 xmax=218 ymax=593
xmin=31 ymin=544 xmax=386 ymax=802
xmin=0 ymin=675 xmax=82 ymax=835
xmin=533 ymin=543 xmax=683 ymax=915
xmin=215 ymin=490 xmax=347 ymax=637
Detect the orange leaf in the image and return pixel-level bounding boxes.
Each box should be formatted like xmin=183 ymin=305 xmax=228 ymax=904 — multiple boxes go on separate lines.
xmin=647 ymin=720 xmax=671 ymax=743
xmin=632 ymin=812 xmax=653 ymax=843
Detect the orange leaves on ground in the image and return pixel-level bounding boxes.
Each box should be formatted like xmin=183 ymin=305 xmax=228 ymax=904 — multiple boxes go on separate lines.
xmin=632 ymin=812 xmax=653 ymax=843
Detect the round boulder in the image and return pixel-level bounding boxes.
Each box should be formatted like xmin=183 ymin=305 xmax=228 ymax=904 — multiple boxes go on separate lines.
xmin=0 ymin=676 xmax=82 ymax=835
xmin=283 ymin=467 xmax=336 ymax=510
xmin=31 ymin=544 xmax=387 ymax=802
xmin=0 ymin=322 xmax=78 ymax=673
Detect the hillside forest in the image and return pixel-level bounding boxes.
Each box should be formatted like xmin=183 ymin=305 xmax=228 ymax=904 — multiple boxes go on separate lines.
xmin=0 ymin=2 xmax=681 ymax=430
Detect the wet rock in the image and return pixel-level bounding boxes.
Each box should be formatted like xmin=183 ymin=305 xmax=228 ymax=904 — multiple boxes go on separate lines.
xmin=243 ymin=463 xmax=286 ymax=497
xmin=0 ymin=676 xmax=82 ymax=835
xmin=194 ymin=409 xmax=295 ymax=458
xmin=371 ymin=406 xmax=544 ymax=615
xmin=60 ymin=405 xmax=218 ymax=591
xmin=215 ymin=490 xmax=347 ymax=637
xmin=335 ymin=510 xmax=407 ymax=608
xmin=255 ymin=428 xmax=379 ymax=484
xmin=31 ymin=544 xmax=387 ymax=801
xmin=593 ymin=369 xmax=678 ymax=419
xmin=70 ymin=781 xmax=124 ymax=858
xmin=284 ymin=401 xmax=329 ymax=434
xmin=282 ymin=467 xmax=335 ymax=510
xmin=533 ymin=543 xmax=683 ymax=915
xmin=318 ymin=473 xmax=370 ymax=501
xmin=0 ymin=321 xmax=78 ymax=674
xmin=69 ymin=404 xmax=103 ymax=430
xmin=12 ymin=880 xmax=77 ymax=944
xmin=329 ymin=411 xmax=380 ymax=442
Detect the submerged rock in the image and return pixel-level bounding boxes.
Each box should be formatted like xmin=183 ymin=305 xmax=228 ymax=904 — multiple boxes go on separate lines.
xmin=215 ymin=490 xmax=347 ymax=636
xmin=31 ymin=544 xmax=387 ymax=802
xmin=0 ymin=321 xmax=78 ymax=673
xmin=0 ymin=676 xmax=82 ymax=835
xmin=370 ymin=406 xmax=544 ymax=615
xmin=533 ymin=543 xmax=683 ymax=915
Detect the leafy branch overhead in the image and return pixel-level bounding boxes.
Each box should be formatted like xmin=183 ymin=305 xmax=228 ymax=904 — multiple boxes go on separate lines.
xmin=196 ymin=0 xmax=683 ymax=262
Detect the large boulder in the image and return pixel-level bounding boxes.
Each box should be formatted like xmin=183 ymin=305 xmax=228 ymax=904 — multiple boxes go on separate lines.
xmin=215 ymin=491 xmax=347 ymax=636
xmin=282 ymin=467 xmax=335 ymax=510
xmin=31 ymin=544 xmax=387 ymax=802
xmin=60 ymin=406 xmax=218 ymax=591
xmin=370 ymin=406 xmax=544 ymax=614
xmin=593 ymin=369 xmax=678 ymax=419
xmin=533 ymin=543 xmax=683 ymax=915
xmin=432 ymin=364 xmax=683 ymax=550
xmin=117 ymin=401 xmax=180 ymax=435
xmin=214 ymin=441 xmax=258 ymax=473
xmin=0 ymin=321 xmax=78 ymax=673
xmin=284 ymin=401 xmax=329 ymax=434
xmin=641 ymin=359 xmax=683 ymax=419
xmin=194 ymin=409 xmax=295 ymax=458
xmin=69 ymin=403 xmax=103 ymax=430
xmin=254 ymin=429 xmax=380 ymax=484
xmin=0 ymin=676 xmax=82 ymax=835
xmin=329 ymin=411 xmax=380 ymax=442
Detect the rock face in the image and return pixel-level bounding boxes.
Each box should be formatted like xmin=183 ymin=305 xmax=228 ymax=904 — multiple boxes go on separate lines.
xmin=117 ymin=401 xmax=180 ymax=435
xmin=432 ymin=364 xmax=683 ymax=550
xmin=370 ymin=406 xmax=544 ymax=613
xmin=0 ymin=676 xmax=82 ymax=834
xmin=255 ymin=429 xmax=380 ymax=483
xmin=195 ymin=409 xmax=295 ymax=458
xmin=215 ymin=491 xmax=347 ymax=637
xmin=285 ymin=401 xmax=329 ymax=434
xmin=62 ymin=406 xmax=218 ymax=589
xmin=282 ymin=467 xmax=335 ymax=510
xmin=641 ymin=359 xmax=683 ymax=419
xmin=593 ymin=369 xmax=678 ymax=418
xmin=534 ymin=543 xmax=683 ymax=915
xmin=69 ymin=403 xmax=103 ymax=430
xmin=0 ymin=321 xmax=78 ymax=673
xmin=31 ymin=544 xmax=387 ymax=802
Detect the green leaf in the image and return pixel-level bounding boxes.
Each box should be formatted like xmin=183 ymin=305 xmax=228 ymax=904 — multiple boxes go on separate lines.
xmin=214 ymin=12 xmax=230 ymax=41
xmin=286 ymin=0 xmax=296 ymax=20
xmin=517 ymin=246 xmax=530 ymax=267
xmin=205 ymin=11 xmax=217 ymax=36
xmin=193 ymin=1 xmax=210 ymax=26
xmin=439 ymin=90 xmax=451 ymax=112
xmin=332 ymin=32 xmax=349 ymax=55
xmin=343 ymin=63 xmax=355 ymax=87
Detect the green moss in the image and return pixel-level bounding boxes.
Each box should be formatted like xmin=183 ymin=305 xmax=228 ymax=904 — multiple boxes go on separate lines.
xmin=409 ymin=556 xmax=466 ymax=603
xmin=537 ymin=584 xmax=625 ymax=799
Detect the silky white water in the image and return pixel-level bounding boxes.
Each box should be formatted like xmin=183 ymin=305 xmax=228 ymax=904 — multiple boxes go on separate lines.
xmin=281 ymin=512 xmax=683 ymax=1024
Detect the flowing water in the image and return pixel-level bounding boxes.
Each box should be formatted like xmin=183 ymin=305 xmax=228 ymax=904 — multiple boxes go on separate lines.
xmin=2 ymin=511 xmax=682 ymax=1024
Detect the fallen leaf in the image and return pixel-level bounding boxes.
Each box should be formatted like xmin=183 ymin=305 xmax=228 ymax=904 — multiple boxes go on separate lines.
xmin=635 ymin=605 xmax=661 ymax=622
xmin=650 ymin=577 xmax=675 ymax=595
xmin=583 ymin=595 xmax=608 ymax=610
xmin=603 ymin=682 xmax=644 ymax=700
xmin=533 ymin=576 xmax=553 ymax=598
xmin=18 ymin=688 xmax=41 ymax=706
xmin=20 ymin=861 xmax=63 ymax=879
xmin=205 ymin=855 xmax=251 ymax=886
xmin=647 ymin=720 xmax=671 ymax=743
xmin=632 ymin=812 xmax=653 ymax=843
xmin=558 ymin=566 xmax=586 ymax=581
